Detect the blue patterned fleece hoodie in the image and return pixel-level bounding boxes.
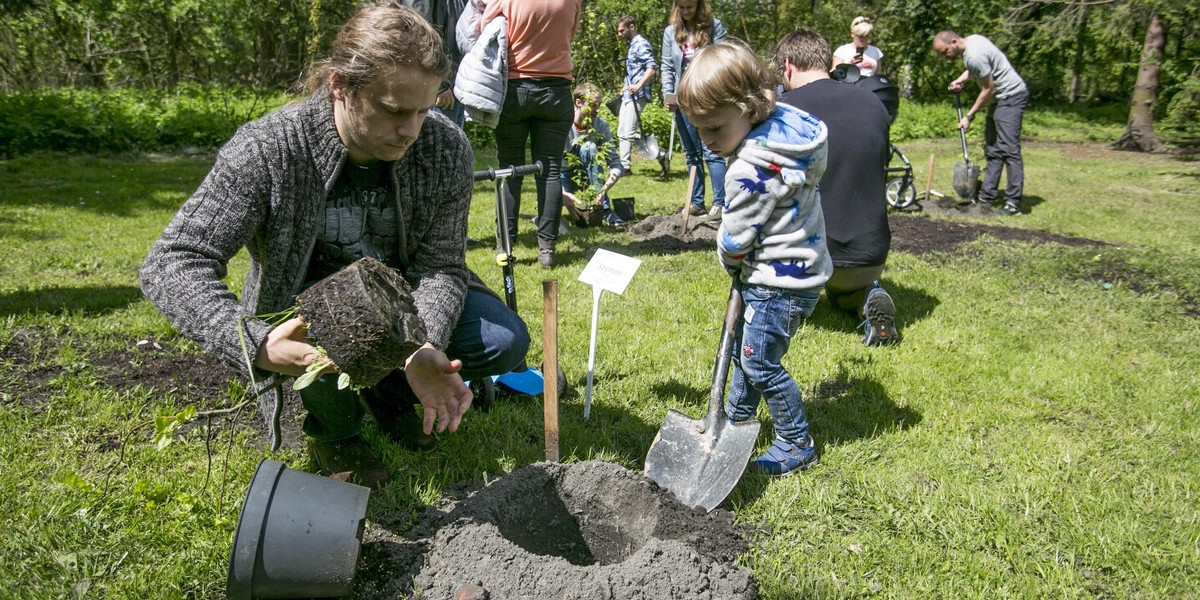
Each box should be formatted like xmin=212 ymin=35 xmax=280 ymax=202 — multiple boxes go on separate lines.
xmin=718 ymin=103 xmax=832 ymax=290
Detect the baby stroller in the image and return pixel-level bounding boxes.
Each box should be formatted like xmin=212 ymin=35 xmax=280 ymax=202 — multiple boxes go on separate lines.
xmin=884 ymin=144 xmax=916 ymax=210
xmin=831 ymin=65 xmax=917 ymax=210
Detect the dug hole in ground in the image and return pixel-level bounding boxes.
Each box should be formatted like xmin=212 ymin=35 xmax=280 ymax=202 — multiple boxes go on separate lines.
xmin=354 ymin=460 xmax=757 ymax=599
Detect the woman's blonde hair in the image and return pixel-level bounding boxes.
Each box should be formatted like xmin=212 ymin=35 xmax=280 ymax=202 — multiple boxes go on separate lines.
xmin=850 ymin=16 xmax=873 ymax=37
xmin=303 ymin=1 xmax=449 ymax=96
xmin=670 ymin=0 xmax=714 ymax=47
xmin=676 ymin=42 xmax=776 ymax=124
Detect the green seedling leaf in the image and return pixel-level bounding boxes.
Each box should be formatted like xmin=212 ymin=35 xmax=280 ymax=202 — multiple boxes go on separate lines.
xmin=294 ymin=355 xmax=334 ymax=390
xmin=56 ymin=470 xmax=94 ymax=493
xmin=338 ymin=372 xmax=352 ymax=390
xmin=153 ymin=405 xmax=197 ymax=451
xmin=293 ymin=365 xmax=323 ymax=390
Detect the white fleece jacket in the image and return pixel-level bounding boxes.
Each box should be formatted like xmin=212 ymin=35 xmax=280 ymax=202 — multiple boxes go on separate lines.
xmin=718 ymin=103 xmax=832 ymax=291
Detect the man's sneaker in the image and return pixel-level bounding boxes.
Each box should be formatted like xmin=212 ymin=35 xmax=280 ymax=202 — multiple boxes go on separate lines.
xmin=603 ymin=210 xmax=625 ymax=226
xmin=309 ymin=436 xmax=390 ymax=489
xmin=749 ymin=435 xmax=817 ymax=477
xmin=998 ymin=203 xmax=1020 ymax=216
xmin=686 ymin=204 xmax=706 ymax=217
xmin=861 ymin=285 xmax=901 ymax=346
xmin=707 ymin=204 xmax=723 ymax=219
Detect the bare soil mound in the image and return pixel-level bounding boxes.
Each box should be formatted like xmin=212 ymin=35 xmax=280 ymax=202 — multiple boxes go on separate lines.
xmin=355 ymin=460 xmax=757 ymax=600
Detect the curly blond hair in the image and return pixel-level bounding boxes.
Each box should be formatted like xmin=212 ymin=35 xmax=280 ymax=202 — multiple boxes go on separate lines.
xmin=677 ymin=42 xmax=776 ymax=124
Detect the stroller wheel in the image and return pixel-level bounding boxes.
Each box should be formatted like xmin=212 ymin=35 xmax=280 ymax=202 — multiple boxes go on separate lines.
xmin=886 ymin=177 xmax=917 ymax=209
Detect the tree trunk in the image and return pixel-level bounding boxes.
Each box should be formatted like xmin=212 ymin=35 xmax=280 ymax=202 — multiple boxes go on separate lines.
xmin=1068 ymin=0 xmax=1090 ymax=104
xmin=1112 ymin=13 xmax=1167 ymax=152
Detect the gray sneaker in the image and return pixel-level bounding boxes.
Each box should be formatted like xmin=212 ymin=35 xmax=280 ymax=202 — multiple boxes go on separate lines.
xmin=686 ymin=204 xmax=706 ymax=217
xmin=861 ymin=285 xmax=900 ymax=346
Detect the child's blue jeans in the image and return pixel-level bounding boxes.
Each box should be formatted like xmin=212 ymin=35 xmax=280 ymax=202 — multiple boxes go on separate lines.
xmin=724 ymin=284 xmax=821 ymax=443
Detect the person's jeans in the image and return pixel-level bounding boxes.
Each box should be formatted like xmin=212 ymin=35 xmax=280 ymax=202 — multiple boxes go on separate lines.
xmin=494 ymin=78 xmax=573 ymax=246
xmin=617 ymin=96 xmax=647 ymax=170
xmin=674 ymin=109 xmax=727 ymax=209
xmin=300 ymin=287 xmax=530 ymax=441
xmin=724 ymin=284 xmax=821 ymax=443
xmin=980 ymin=90 xmax=1027 ymax=207
xmin=435 ymin=94 xmax=466 ymax=128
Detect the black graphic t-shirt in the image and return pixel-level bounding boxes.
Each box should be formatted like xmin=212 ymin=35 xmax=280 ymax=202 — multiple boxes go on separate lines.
xmin=305 ymin=161 xmax=399 ymax=283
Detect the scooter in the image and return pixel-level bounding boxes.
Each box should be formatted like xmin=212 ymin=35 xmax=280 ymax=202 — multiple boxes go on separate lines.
xmin=472 ymin=162 xmax=568 ymax=401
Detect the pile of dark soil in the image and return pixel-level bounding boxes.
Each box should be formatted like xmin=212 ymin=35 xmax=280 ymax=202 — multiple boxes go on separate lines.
xmin=355 ymin=460 xmax=757 ymax=600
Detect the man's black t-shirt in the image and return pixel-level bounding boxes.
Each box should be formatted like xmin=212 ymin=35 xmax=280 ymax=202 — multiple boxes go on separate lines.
xmin=305 ymin=161 xmax=399 ymax=283
xmin=780 ymin=79 xmax=891 ymax=267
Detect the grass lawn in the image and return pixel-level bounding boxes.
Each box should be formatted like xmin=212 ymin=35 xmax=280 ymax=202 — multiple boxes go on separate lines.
xmin=1 ymin=135 xmax=1198 ymax=598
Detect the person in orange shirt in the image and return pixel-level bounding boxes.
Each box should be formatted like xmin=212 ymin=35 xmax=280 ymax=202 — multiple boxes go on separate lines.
xmin=482 ymin=0 xmax=581 ymax=268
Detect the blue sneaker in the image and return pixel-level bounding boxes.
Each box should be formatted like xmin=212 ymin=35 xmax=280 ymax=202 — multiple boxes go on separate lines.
xmin=861 ymin=284 xmax=900 ymax=346
xmin=749 ymin=435 xmax=817 ymax=477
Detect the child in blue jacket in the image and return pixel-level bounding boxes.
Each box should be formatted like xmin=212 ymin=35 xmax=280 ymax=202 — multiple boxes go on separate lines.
xmin=677 ymin=42 xmax=831 ymax=475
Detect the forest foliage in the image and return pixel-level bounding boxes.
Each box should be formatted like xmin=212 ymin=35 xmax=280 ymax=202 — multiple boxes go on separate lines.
xmin=1 ymin=0 xmax=1197 ymax=152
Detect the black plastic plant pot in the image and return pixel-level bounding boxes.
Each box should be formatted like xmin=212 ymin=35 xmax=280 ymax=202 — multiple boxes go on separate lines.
xmin=226 ymin=459 xmax=370 ymax=599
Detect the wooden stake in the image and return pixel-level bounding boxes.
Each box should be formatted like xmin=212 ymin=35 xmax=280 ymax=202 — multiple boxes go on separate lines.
xmin=542 ymin=279 xmax=560 ymax=462
xmin=680 ymin=165 xmax=697 ymax=236
xmin=924 ymin=153 xmax=936 ymax=201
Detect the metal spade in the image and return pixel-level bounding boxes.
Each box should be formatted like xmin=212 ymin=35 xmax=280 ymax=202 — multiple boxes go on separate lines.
xmin=645 ymin=279 xmax=760 ymax=512
xmin=952 ymin=92 xmax=981 ymax=201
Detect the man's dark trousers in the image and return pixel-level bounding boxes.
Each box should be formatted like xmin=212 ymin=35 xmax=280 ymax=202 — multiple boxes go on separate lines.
xmin=981 ymin=90 xmax=1028 ymax=207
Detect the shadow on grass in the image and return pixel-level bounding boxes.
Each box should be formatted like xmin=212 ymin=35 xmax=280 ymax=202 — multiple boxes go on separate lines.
xmin=806 ymin=279 xmax=940 ymax=336
xmin=805 ymin=363 xmax=922 ymax=446
xmin=0 ymin=285 xmax=143 ymax=316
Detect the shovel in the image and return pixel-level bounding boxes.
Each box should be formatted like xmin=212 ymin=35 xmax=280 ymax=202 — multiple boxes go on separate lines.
xmin=952 ymin=92 xmax=981 ymax=202
xmin=645 ymin=278 xmax=761 ymax=512
xmin=631 ymin=99 xmax=662 ymax=163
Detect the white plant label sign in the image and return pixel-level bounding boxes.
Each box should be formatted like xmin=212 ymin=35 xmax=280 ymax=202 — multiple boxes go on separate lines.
xmin=579 ymin=249 xmax=641 ymax=419
xmin=578 ymin=248 xmax=642 ymax=295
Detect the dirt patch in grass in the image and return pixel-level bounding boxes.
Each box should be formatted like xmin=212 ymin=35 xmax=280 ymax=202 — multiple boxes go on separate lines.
xmin=627 ymin=206 xmax=1102 ymax=257
xmin=0 ymin=332 xmax=306 ymax=448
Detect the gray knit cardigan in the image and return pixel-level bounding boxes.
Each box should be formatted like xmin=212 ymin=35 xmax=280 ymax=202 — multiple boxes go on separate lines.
xmin=141 ymin=91 xmax=481 ymax=450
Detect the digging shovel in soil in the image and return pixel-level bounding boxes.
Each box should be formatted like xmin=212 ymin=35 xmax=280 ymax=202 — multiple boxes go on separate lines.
xmin=644 ymin=277 xmax=760 ymax=512
xmin=952 ymin=92 xmax=981 ymax=203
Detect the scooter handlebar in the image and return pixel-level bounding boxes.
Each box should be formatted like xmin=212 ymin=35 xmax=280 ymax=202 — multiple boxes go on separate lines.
xmin=473 ymin=161 xmax=544 ymax=182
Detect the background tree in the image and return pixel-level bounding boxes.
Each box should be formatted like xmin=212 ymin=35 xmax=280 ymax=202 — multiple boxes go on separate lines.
xmin=1113 ymin=11 xmax=1167 ymax=151
xmin=1 ymin=0 xmax=1198 ymax=149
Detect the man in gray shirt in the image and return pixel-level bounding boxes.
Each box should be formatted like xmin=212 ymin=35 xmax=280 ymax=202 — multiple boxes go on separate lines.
xmin=933 ymin=31 xmax=1028 ymax=215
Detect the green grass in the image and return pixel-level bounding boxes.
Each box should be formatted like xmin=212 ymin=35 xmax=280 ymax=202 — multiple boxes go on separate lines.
xmin=2 ymin=137 xmax=1199 ymax=598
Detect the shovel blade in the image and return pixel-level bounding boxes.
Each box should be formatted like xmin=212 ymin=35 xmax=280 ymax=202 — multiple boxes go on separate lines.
xmin=636 ymin=135 xmax=661 ymax=160
xmin=952 ymin=162 xmax=981 ymax=200
xmin=644 ymin=409 xmax=761 ymax=512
